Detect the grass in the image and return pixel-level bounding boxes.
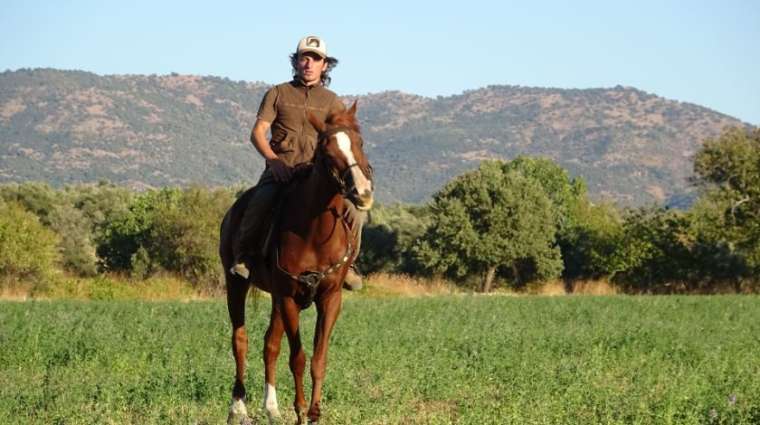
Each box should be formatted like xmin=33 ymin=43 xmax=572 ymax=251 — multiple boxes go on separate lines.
xmin=361 ymin=273 xmax=459 ymax=297
xmin=1 ymin=274 xmax=209 ymax=301
xmin=2 ymin=295 xmax=759 ymax=424
xmin=3 ymin=272 xmax=755 ymax=302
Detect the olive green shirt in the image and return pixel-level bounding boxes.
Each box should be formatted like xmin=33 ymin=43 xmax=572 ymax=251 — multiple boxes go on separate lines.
xmin=257 ymin=80 xmax=345 ymax=168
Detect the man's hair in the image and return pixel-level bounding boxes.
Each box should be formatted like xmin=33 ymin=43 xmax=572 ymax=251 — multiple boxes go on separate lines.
xmin=290 ymin=53 xmax=339 ymax=87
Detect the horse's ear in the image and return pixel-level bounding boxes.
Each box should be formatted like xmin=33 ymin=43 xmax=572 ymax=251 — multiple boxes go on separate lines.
xmin=349 ymin=100 xmax=357 ymax=116
xmin=308 ymin=112 xmax=326 ymax=134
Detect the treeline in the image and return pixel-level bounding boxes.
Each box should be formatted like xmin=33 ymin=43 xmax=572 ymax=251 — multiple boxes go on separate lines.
xmin=1 ymin=127 xmax=757 ymax=294
xmin=0 ymin=183 xmax=237 ymax=293
xmin=363 ymin=127 xmax=759 ymax=293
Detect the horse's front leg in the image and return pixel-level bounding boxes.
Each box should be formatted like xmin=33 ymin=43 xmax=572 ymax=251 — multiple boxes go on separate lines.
xmin=226 ymin=279 xmax=252 ymax=425
xmin=281 ymin=296 xmax=308 ymax=423
xmin=307 ymin=289 xmax=342 ymax=424
xmin=263 ymin=296 xmax=286 ymax=422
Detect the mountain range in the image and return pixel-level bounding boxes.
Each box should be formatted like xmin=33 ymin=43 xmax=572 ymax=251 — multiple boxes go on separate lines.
xmin=0 ymin=68 xmax=750 ymax=206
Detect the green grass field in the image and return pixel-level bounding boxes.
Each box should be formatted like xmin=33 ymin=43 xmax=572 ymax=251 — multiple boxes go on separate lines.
xmin=2 ymin=295 xmax=759 ymax=424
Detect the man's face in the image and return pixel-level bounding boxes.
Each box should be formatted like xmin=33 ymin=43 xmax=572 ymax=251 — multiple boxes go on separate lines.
xmin=297 ymin=52 xmax=328 ymax=86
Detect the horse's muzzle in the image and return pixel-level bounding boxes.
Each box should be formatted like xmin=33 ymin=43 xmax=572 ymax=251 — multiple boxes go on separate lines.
xmin=350 ymin=188 xmax=373 ymax=211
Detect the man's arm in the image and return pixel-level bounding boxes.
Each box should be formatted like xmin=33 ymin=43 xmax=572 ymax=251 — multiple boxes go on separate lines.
xmin=250 ymin=119 xmax=292 ymax=182
xmin=250 ymin=119 xmax=275 ymax=160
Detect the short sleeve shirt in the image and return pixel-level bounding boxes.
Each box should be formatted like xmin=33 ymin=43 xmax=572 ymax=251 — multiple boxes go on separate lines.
xmin=257 ymin=80 xmax=345 ymax=167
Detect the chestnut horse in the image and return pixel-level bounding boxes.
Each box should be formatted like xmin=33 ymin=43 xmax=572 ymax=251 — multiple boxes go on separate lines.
xmin=219 ymin=102 xmax=373 ymax=424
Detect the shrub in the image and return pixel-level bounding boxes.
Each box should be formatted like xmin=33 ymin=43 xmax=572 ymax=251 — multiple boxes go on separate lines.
xmin=95 ymin=186 xmax=234 ymax=288
xmin=0 ymin=201 xmax=61 ymax=282
xmin=358 ymin=204 xmax=431 ymax=274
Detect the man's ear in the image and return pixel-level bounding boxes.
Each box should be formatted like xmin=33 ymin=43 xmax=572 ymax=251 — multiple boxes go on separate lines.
xmin=308 ymin=112 xmax=326 ymax=133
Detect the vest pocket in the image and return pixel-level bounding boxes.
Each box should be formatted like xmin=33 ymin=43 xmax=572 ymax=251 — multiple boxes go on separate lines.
xmin=270 ymin=128 xmax=294 ymax=153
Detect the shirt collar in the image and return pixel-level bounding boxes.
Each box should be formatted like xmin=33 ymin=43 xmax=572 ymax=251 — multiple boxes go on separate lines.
xmin=292 ymin=78 xmax=321 ymax=89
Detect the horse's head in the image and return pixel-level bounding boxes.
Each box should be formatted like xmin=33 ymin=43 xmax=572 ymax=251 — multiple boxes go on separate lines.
xmin=308 ymin=101 xmax=374 ymax=211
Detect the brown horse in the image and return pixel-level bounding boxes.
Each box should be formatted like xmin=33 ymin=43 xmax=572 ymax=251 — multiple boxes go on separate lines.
xmin=219 ymin=102 xmax=373 ymax=424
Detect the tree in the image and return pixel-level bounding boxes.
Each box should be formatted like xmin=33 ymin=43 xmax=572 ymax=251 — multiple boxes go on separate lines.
xmin=95 ymin=186 xmax=234 ymax=288
xmin=692 ymin=127 xmax=760 ymax=272
xmin=96 ymin=188 xmax=181 ymax=272
xmin=502 ymin=156 xmax=599 ymax=282
xmin=0 ymin=182 xmax=133 ymax=277
xmin=413 ymin=160 xmax=562 ymax=292
xmin=0 ymin=201 xmax=61 ymax=282
xmin=560 ymin=200 xmax=623 ymax=281
xmin=358 ymin=204 xmax=431 ymax=274
xmin=48 ymin=203 xmax=99 ymax=276
xmin=608 ymin=207 xmax=693 ymax=292
xmin=147 ymin=187 xmax=233 ymax=286
xmin=54 ymin=182 xmax=132 ymax=276
xmin=503 ymin=156 xmax=587 ymax=233
xmin=0 ymin=182 xmax=58 ymax=225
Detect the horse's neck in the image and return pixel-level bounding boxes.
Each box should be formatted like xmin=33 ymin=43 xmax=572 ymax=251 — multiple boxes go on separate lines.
xmin=288 ymin=162 xmax=344 ymax=229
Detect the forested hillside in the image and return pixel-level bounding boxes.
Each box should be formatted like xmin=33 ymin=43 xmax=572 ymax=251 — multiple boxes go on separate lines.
xmin=0 ymin=69 xmax=749 ymax=205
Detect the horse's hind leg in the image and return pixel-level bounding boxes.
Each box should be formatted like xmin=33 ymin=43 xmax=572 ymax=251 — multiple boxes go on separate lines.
xmin=262 ymin=297 xmax=285 ymax=422
xmin=226 ymin=278 xmax=252 ymax=425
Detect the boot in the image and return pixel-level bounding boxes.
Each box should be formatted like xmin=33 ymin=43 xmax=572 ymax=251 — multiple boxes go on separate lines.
xmin=343 ymin=265 xmax=363 ymax=291
xmin=230 ymin=255 xmax=252 ymax=280
xmin=231 ymin=237 xmax=256 ymax=279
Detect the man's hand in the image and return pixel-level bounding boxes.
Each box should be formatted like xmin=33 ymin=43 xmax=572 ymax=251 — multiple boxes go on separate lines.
xmin=267 ymin=158 xmax=293 ymax=182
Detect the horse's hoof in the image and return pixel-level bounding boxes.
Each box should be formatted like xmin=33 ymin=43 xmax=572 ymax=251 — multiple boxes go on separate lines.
xmin=296 ymin=410 xmax=308 ymax=424
xmin=227 ymin=399 xmax=251 ymax=425
xmin=227 ymin=413 xmax=253 ymax=425
xmin=265 ymin=409 xmax=283 ymax=425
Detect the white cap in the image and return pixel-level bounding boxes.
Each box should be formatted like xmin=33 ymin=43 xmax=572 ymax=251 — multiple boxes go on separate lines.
xmin=297 ymin=36 xmax=327 ymax=58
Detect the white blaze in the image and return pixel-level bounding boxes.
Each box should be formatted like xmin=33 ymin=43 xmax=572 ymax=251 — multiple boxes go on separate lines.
xmin=335 ymin=132 xmax=372 ymax=196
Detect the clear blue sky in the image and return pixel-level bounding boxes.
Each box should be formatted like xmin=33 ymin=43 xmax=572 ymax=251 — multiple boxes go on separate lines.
xmin=2 ymin=0 xmax=758 ymax=124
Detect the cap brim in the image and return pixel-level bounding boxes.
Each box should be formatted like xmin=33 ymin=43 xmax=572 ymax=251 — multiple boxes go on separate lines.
xmin=298 ymin=48 xmax=327 ymax=58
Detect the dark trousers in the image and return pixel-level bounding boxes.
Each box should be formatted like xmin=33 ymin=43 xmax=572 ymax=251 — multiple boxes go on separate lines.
xmin=233 ymin=172 xmax=282 ymax=261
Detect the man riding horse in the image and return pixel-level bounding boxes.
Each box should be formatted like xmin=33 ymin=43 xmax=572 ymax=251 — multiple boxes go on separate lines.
xmin=231 ymin=35 xmax=364 ymax=289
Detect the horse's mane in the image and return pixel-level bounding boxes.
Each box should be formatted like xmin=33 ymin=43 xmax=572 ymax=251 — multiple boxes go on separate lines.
xmin=326 ymin=109 xmax=360 ymax=133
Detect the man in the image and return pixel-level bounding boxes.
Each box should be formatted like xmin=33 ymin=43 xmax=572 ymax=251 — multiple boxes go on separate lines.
xmin=231 ymin=35 xmax=364 ymax=289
